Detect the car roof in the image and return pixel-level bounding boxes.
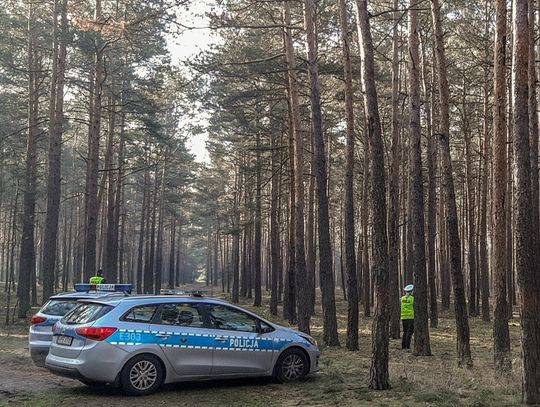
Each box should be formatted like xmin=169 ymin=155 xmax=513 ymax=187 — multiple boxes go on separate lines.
xmin=48 ymin=291 xmax=128 ymax=300
xmin=79 ymin=295 xmax=231 ymax=307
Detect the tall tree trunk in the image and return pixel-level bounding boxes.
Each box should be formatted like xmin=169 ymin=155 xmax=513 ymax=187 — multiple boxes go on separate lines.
xmin=430 ymin=0 xmax=473 ymax=368
xmin=356 ymin=0 xmax=391 ymax=390
xmin=408 ymin=0 xmax=431 ymax=356
xmin=103 ymin=88 xmax=117 ymax=282
xmin=362 ymin=144 xmax=371 ymax=318
xmin=479 ymin=54 xmax=490 ymax=322
xmin=463 ymin=101 xmax=478 ymax=318
xmin=492 ymin=0 xmax=511 ymax=371
xmin=507 ymin=63 xmax=516 ymax=313
xmin=338 ymin=0 xmax=359 ymax=351
xmin=295 ymin=0 xmax=327 ymax=335
xmin=144 ymin=169 xmax=158 ymax=294
xmin=421 ymin=31 xmax=438 ymax=329
xmin=42 ymin=0 xmax=67 ymax=301
xmin=254 ymin=133 xmax=262 ymax=306
xmin=529 ymin=0 xmax=540 ymax=260
xmin=512 ymin=0 xmax=540 ymax=402
xmin=112 ymin=99 xmax=126 ymax=282
xmin=154 ymin=166 xmax=165 ymax=294
xmin=388 ymin=0 xmax=402 ymax=339
xmin=83 ymin=0 xmax=105 ymax=281
xmin=18 ymin=2 xmax=39 ymax=318
xmin=298 ymin=0 xmax=339 ymax=343
xmin=168 ymin=218 xmax=176 ymax=289
xmin=136 ymin=166 xmax=148 ymax=294
xmin=232 ymin=158 xmax=240 ymax=303
xmin=284 ymin=1 xmax=304 ymax=322
xmin=270 ymin=131 xmax=280 ymax=315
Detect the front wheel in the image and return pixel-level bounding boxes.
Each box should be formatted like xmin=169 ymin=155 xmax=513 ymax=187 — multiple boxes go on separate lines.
xmin=274 ymin=348 xmax=309 ymax=383
xmin=120 ymin=354 xmax=164 ymax=396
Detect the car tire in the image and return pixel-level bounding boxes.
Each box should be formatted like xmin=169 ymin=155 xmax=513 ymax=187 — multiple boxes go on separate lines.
xmin=120 ymin=354 xmax=164 ymax=396
xmin=274 ymin=348 xmax=309 ymax=383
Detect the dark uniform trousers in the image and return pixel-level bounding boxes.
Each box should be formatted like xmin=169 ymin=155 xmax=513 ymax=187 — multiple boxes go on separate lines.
xmin=401 ymin=319 xmax=414 ymax=349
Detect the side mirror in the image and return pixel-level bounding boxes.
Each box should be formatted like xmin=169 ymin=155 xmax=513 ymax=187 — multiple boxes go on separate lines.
xmin=257 ymin=322 xmax=274 ymax=334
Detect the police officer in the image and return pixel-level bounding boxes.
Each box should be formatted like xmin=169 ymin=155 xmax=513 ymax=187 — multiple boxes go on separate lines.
xmin=401 ymin=284 xmax=414 ymax=350
xmin=89 ymin=269 xmax=106 ymax=284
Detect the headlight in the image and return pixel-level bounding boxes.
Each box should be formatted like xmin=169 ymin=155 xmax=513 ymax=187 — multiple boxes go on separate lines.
xmin=300 ymin=335 xmax=317 ymax=347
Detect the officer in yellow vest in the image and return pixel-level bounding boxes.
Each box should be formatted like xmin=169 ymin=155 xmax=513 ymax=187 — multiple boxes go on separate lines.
xmin=89 ymin=269 xmax=106 ymax=284
xmin=401 ymin=284 xmax=414 ymax=350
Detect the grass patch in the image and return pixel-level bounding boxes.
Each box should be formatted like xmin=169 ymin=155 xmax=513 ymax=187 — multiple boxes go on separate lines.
xmin=414 ymin=390 xmax=461 ymax=406
xmin=0 ymin=286 xmax=524 ymax=407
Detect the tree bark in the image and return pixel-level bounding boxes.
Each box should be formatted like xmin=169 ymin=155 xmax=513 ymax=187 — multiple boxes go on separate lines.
xmin=254 ymin=133 xmax=262 ymax=306
xmin=270 ymin=131 xmax=280 ymax=315
xmin=18 ymin=2 xmax=39 ymax=318
xmin=430 ymin=0 xmax=473 ymax=367
xmin=479 ymin=55 xmax=490 ymax=322
xmin=408 ymin=0 xmax=431 ymax=356
xmin=421 ymin=31 xmax=438 ymax=329
xmin=492 ymin=0 xmax=511 ymax=372
xmin=512 ymin=0 xmax=540 ymax=402
xmin=42 ymin=0 xmax=67 ymax=300
xmin=338 ymin=0 xmax=359 ymax=351
xmin=83 ymin=0 xmax=105 ymax=281
xmin=136 ymin=166 xmax=148 ymax=294
xmin=356 ymin=0 xmax=391 ymax=390
xmin=282 ymin=15 xmax=296 ymax=322
xmin=388 ymin=0 xmax=402 ymax=339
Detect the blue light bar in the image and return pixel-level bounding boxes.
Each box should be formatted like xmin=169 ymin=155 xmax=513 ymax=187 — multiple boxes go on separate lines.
xmin=74 ymin=283 xmax=133 ymax=294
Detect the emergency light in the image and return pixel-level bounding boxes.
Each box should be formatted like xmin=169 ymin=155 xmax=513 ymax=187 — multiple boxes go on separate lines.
xmin=74 ymin=283 xmax=133 ymax=294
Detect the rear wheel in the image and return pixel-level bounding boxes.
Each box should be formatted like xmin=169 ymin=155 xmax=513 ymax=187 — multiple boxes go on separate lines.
xmin=120 ymin=354 xmax=164 ymax=396
xmin=274 ymin=348 xmax=309 ymax=383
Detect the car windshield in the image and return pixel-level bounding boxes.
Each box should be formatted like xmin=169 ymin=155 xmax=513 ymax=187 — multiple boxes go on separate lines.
xmin=41 ymin=299 xmax=79 ymax=316
xmin=62 ymin=303 xmax=112 ymax=325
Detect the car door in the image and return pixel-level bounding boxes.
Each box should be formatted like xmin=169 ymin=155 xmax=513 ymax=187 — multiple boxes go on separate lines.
xmin=149 ymin=302 xmax=213 ymax=377
xmin=204 ymin=304 xmax=274 ymax=375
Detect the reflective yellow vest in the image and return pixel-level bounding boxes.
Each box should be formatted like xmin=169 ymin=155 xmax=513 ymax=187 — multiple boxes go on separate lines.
xmin=400 ymin=295 xmax=414 ymax=320
xmin=89 ymin=275 xmax=105 ymax=284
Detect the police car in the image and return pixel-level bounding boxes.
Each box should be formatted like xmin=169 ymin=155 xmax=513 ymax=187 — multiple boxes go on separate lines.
xmin=45 ymin=293 xmax=320 ymax=395
xmin=29 ymin=284 xmax=132 ymax=367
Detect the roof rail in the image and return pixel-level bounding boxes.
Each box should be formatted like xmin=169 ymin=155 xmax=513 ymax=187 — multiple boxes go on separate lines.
xmin=159 ymin=288 xmax=209 ymax=297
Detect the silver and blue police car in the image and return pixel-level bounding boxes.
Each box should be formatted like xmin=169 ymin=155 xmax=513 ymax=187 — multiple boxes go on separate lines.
xmin=45 ymin=290 xmax=320 ymax=395
xmin=29 ymin=284 xmax=132 ymax=367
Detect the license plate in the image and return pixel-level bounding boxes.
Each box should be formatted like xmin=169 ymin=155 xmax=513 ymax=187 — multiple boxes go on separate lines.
xmin=56 ymin=335 xmax=73 ymax=346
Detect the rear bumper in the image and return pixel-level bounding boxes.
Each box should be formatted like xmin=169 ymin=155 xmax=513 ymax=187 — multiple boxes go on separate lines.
xmin=30 ymin=347 xmax=49 ymax=368
xmin=46 ymin=340 xmax=131 ymax=384
xmin=46 ymin=362 xmax=86 ymax=381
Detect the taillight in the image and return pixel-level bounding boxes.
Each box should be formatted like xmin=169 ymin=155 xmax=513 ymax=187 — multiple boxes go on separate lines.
xmin=75 ymin=326 xmax=117 ymax=341
xmin=31 ymin=315 xmax=47 ymax=325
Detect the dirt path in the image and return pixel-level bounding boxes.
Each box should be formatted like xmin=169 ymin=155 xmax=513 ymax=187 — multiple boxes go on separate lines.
xmin=0 ymin=354 xmax=78 ymax=400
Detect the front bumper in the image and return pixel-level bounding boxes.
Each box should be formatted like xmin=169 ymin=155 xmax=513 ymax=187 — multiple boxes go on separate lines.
xmin=308 ymin=349 xmax=320 ymax=374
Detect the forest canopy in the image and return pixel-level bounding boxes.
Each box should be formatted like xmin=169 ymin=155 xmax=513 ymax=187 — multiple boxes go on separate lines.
xmin=1 ymin=0 xmax=540 ymax=404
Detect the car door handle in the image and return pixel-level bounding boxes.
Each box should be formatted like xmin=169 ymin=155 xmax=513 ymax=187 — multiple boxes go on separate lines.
xmin=156 ymin=333 xmax=170 ymax=339
xmin=215 ymin=336 xmax=227 ymax=342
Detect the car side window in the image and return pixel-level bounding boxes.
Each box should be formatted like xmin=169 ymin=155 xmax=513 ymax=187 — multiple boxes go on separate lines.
xmin=206 ymin=304 xmax=258 ymax=333
xmin=122 ymin=305 xmax=159 ymax=323
xmin=158 ymin=303 xmax=204 ymax=328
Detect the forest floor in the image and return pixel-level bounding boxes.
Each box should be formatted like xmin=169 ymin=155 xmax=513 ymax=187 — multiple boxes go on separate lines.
xmin=0 ymin=287 xmax=523 ymax=407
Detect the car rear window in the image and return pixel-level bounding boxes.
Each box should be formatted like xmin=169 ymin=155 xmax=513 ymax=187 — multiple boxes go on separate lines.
xmin=41 ymin=299 xmax=79 ymax=316
xmin=62 ymin=303 xmax=113 ymax=325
